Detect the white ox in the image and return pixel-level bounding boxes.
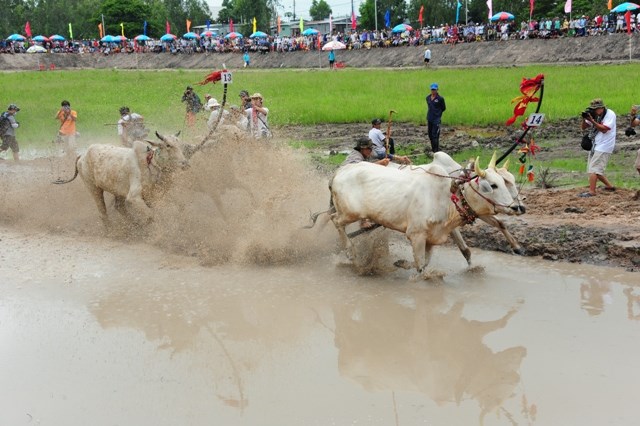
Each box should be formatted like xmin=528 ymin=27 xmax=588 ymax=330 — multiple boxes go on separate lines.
xmin=54 ymin=132 xmax=188 ymax=224
xmin=330 ymin=156 xmax=523 ymax=274
xmin=402 ymin=152 xmax=526 ymax=260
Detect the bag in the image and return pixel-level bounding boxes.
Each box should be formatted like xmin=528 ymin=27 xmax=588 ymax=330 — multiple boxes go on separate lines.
xmin=581 ymin=133 xmax=593 ymax=151
xmin=0 ymin=112 xmax=11 ymax=135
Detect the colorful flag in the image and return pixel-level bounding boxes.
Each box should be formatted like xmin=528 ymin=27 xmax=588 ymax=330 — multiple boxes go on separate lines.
xmin=143 ymin=20 xmax=147 ymax=36
xmin=564 ymin=0 xmax=571 ymax=14
xmin=206 ymin=19 xmax=211 ymax=30
xmin=607 ymin=0 xmax=612 ymax=9
xmin=25 ymin=21 xmax=32 ymax=38
xmin=68 ymin=23 xmax=73 ymax=39
xmin=252 ymin=17 xmax=257 ymax=33
xmin=120 ymin=22 xmax=124 ymax=37
xmin=384 ymin=10 xmax=391 ymax=27
xmin=299 ymin=17 xmax=304 ymax=31
xmin=456 ymin=1 xmax=462 ymax=24
xmin=329 ymin=14 xmax=333 ymax=34
xmin=487 ymin=0 xmax=493 ymax=20
xmin=166 ymin=20 xmax=171 ymax=34
xmin=229 ymin=18 xmax=234 ymax=32
xmin=351 ymin=11 xmax=357 ymax=30
xmin=98 ymin=22 xmax=104 ymax=38
xmin=277 ymin=16 xmax=281 ymax=34
xmin=186 ymin=19 xmax=191 ymax=32
xmin=626 ymin=10 xmax=632 ymax=34
xmin=530 ymin=0 xmax=535 ymax=17
xmin=419 ymin=6 xmax=424 ymax=27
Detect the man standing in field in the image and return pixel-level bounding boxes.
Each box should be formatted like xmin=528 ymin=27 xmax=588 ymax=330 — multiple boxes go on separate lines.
xmin=55 ymin=100 xmax=77 ymax=153
xmin=426 ymin=83 xmax=446 ymax=154
xmin=423 ymin=48 xmax=431 ymax=66
xmin=0 ymin=104 xmax=21 ymax=162
xmin=579 ymin=98 xmax=616 ymax=198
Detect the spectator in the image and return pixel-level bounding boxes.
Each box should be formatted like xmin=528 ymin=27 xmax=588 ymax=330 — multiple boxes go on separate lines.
xmin=328 ymin=49 xmax=335 ymax=69
xmin=579 ymin=98 xmax=616 ymax=197
xmin=246 ymin=93 xmax=271 ymax=138
xmin=426 ymin=82 xmax=446 ymax=153
xmin=206 ymin=98 xmax=229 ymax=130
xmin=243 ymin=51 xmax=250 ymax=68
xmin=423 ymin=48 xmax=431 ymax=66
xmin=55 ymin=100 xmax=77 ymax=152
xmin=239 ymin=90 xmax=252 ymax=110
xmin=181 ymin=85 xmax=202 ymax=127
xmin=342 ymin=137 xmax=390 ymax=166
xmin=0 ymin=104 xmax=21 ymax=161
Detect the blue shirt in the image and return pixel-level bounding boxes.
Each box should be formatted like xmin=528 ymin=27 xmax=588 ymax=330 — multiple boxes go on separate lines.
xmin=426 ymin=93 xmax=446 ymax=123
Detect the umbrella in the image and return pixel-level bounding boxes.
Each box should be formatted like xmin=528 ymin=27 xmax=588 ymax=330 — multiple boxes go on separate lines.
xmin=49 ymin=34 xmax=66 ymax=41
xmin=391 ymin=24 xmax=413 ymax=33
xmin=160 ymin=34 xmax=177 ymax=42
xmin=224 ymin=31 xmax=243 ymax=39
xmin=202 ymin=31 xmax=217 ymax=38
xmin=611 ymin=2 xmax=640 ymax=12
xmin=134 ymin=34 xmax=151 ymax=41
xmin=302 ymin=28 xmax=319 ymax=36
xmin=27 ymin=45 xmax=47 ymax=53
xmin=250 ymin=31 xmax=269 ymax=38
xmin=101 ymin=35 xmax=116 ymax=43
xmin=322 ymin=40 xmax=347 ymax=50
xmin=32 ymin=35 xmax=49 ymax=42
xmin=114 ymin=35 xmax=127 ymax=42
xmin=490 ymin=12 xmax=515 ymax=21
xmin=7 ymin=34 xmax=26 ymax=41
xmin=183 ymin=32 xmax=200 ymax=39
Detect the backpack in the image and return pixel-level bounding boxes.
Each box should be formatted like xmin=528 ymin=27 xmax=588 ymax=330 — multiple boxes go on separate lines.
xmin=0 ymin=112 xmax=11 ymax=135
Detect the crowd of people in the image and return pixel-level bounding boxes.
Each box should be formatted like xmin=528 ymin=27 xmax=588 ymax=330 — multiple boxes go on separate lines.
xmin=3 ymin=11 xmax=640 ymax=56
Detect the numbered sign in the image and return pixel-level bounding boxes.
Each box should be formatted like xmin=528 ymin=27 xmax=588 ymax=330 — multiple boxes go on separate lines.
xmin=525 ymin=113 xmax=545 ymax=127
xmin=221 ymin=71 xmax=233 ymax=84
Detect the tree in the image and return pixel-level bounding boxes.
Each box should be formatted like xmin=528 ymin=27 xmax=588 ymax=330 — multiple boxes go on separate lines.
xmin=217 ymin=0 xmax=235 ymax=24
xmin=359 ymin=0 xmax=408 ymax=30
xmin=309 ymin=0 xmax=332 ymax=20
xmin=98 ymin=0 xmax=150 ymax=37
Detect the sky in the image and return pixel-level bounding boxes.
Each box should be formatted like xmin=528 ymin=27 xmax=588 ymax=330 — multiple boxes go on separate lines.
xmin=207 ymin=0 xmax=358 ymax=21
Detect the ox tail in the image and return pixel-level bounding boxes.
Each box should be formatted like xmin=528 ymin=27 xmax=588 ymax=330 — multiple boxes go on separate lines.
xmin=302 ymin=206 xmax=335 ymax=229
xmin=51 ymin=155 xmax=80 ymax=184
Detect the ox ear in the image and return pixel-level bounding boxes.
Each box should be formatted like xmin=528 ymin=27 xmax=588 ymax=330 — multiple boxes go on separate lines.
xmin=488 ymin=151 xmax=498 ymax=169
xmin=474 ymin=156 xmax=486 ymax=178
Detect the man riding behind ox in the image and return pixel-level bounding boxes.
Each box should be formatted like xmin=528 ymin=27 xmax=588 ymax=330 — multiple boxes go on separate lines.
xmin=117 ymin=106 xmax=148 ymax=147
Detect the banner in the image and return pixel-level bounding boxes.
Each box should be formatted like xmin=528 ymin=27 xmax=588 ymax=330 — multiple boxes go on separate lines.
xmin=229 ymin=18 xmax=234 ymax=32
xmin=456 ymin=1 xmax=462 ymax=24
xmin=186 ymin=19 xmax=191 ymax=32
xmin=25 ymin=21 xmax=32 ymax=38
xmin=530 ymin=0 xmax=535 ymax=17
xmin=98 ymin=22 xmax=103 ymax=38
xmin=487 ymin=0 xmax=492 ymax=20
xmin=252 ymin=17 xmax=256 ymax=33
xmin=564 ymin=0 xmax=571 ymax=14
xmin=277 ymin=16 xmax=281 ymax=34
xmin=384 ymin=10 xmax=390 ymax=28
xmin=143 ymin=20 xmax=147 ymax=36
xmin=299 ymin=17 xmax=304 ymax=31
xmin=68 ymin=23 xmax=73 ymax=39
xmin=626 ymin=10 xmax=632 ymax=34
xmin=166 ymin=20 xmax=171 ymax=34
xmin=120 ymin=22 xmax=124 ymax=37
xmin=351 ymin=11 xmax=357 ymax=30
xmin=419 ymin=6 xmax=424 ymax=27
xmin=608 ymin=0 xmax=612 ymax=9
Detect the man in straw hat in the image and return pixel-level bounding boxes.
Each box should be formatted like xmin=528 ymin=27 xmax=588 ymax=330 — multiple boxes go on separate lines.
xmin=246 ymin=93 xmax=271 ymax=139
xmin=342 ymin=138 xmax=392 ymax=166
xmin=579 ymin=98 xmax=616 ymax=197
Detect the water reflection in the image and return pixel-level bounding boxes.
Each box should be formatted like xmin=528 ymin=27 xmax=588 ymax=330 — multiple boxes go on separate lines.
xmin=332 ymin=285 xmax=528 ymax=423
xmin=623 ymin=287 xmax=640 ymax=320
xmin=580 ymin=280 xmax=613 ymax=316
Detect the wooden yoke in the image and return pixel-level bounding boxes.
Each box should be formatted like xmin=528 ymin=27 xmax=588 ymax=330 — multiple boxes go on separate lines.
xmin=386 ymin=109 xmax=396 ymax=155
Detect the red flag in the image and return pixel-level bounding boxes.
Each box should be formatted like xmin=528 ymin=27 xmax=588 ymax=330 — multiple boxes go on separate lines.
xmin=25 ymin=21 xmax=32 ymax=38
xmin=351 ymin=11 xmax=357 ymax=30
xmin=506 ymin=74 xmax=544 ymax=126
xmin=277 ymin=16 xmax=281 ymax=33
xmin=419 ymin=6 xmax=424 ymax=27
xmin=230 ymin=18 xmax=234 ymax=33
xmin=196 ymin=69 xmax=226 ymax=85
xmin=529 ymin=0 xmax=534 ymax=17
xmin=626 ymin=10 xmax=632 ymax=34
xmin=165 ymin=20 xmax=170 ymax=34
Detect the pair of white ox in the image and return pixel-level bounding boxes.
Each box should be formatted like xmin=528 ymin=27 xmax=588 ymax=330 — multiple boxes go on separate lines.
xmin=329 ymin=152 xmax=526 ymax=275
xmin=54 ymin=131 xmax=189 ymax=225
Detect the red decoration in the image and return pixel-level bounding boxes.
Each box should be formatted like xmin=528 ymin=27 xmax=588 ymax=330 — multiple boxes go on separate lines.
xmin=506 ymin=74 xmax=544 ymax=126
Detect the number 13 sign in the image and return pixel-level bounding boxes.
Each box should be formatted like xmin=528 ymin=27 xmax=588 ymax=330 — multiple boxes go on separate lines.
xmin=221 ymin=71 xmax=233 ymax=84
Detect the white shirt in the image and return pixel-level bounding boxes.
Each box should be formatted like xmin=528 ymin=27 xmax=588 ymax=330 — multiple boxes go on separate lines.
xmin=591 ymin=109 xmax=616 ymax=153
xmin=246 ymin=107 xmax=270 ymax=138
xmin=368 ymin=127 xmax=387 ymax=158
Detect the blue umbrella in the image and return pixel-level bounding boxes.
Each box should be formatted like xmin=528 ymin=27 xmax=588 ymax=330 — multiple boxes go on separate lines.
xmin=250 ymin=31 xmax=269 ymax=38
xmin=134 ymin=34 xmax=151 ymax=41
xmin=114 ymin=35 xmax=127 ymax=42
xmin=302 ymin=28 xmax=319 ymax=36
xmin=224 ymin=31 xmax=243 ymax=39
xmin=202 ymin=31 xmax=217 ymax=38
xmin=611 ymin=2 xmax=640 ymax=12
xmin=490 ymin=11 xmax=515 ymax=21
xmin=160 ymin=33 xmax=177 ymax=42
xmin=32 ymin=35 xmax=49 ymax=42
xmin=101 ymin=35 xmax=116 ymax=43
xmin=183 ymin=32 xmax=200 ymax=39
xmin=7 ymin=34 xmax=26 ymax=41
xmin=391 ymin=24 xmax=413 ymax=33
xmin=49 ymin=34 xmax=66 ymax=41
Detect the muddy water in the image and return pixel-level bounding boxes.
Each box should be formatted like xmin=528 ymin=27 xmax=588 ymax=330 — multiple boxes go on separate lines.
xmin=1 ymin=226 xmax=638 ymax=426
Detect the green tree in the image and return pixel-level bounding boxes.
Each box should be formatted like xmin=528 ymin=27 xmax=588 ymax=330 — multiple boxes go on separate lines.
xmin=98 ymin=0 xmax=150 ymax=37
xmin=309 ymin=0 xmax=332 ymax=20
xmin=359 ymin=0 xmax=408 ymax=30
xmin=217 ymin=0 xmax=235 ymax=24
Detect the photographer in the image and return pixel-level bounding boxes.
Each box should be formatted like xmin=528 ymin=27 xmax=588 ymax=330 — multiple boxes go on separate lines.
xmin=579 ymin=98 xmax=616 ymax=198
xmin=181 ymin=86 xmax=202 ymax=128
xmin=55 ymin=100 xmax=77 ymax=153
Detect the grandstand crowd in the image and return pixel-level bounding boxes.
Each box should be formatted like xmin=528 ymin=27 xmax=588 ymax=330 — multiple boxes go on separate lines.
xmin=1 ymin=12 xmax=638 ymax=55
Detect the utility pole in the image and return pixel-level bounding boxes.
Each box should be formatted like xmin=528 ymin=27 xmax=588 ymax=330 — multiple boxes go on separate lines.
xmin=293 ymin=0 xmax=296 ymax=20
xmin=374 ymin=0 xmax=378 ymax=31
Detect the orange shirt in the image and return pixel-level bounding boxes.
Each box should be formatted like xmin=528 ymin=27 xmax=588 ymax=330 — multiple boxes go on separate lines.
xmin=56 ymin=109 xmax=77 ymax=135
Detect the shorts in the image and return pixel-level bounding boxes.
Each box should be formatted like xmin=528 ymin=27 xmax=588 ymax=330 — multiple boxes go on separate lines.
xmin=424 ymin=58 xmax=430 ymax=63
xmin=635 ymin=148 xmax=640 ymax=171
xmin=0 ymin=135 xmax=19 ymax=153
xmin=587 ymin=150 xmax=611 ymax=175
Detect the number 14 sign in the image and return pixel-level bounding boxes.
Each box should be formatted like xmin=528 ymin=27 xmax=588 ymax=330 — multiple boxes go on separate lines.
xmin=525 ymin=113 xmax=544 ymax=127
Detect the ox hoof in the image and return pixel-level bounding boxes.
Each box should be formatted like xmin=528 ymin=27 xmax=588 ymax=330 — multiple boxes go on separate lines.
xmin=466 ymin=265 xmax=486 ymax=274
xmin=412 ymin=269 xmax=446 ymax=281
xmin=513 ymin=247 xmax=526 ymax=256
xmin=393 ymin=259 xmax=412 ymax=270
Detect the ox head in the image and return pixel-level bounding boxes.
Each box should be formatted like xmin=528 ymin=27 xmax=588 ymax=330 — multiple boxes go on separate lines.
xmin=466 ymin=152 xmax=525 ymax=216
xmin=148 ymin=131 xmax=189 ymax=170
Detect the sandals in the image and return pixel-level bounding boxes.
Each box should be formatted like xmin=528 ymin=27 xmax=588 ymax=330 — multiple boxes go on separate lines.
xmin=602 ymin=187 xmax=616 ymax=192
xmin=578 ymin=192 xmax=595 ymax=198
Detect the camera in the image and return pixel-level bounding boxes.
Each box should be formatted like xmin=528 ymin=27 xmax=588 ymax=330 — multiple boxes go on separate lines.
xmin=625 ymin=126 xmax=636 ymax=137
xmin=581 ymin=108 xmax=593 ymax=120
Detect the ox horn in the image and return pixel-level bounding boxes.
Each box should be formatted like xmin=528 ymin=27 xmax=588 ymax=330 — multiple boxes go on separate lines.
xmin=502 ymin=158 xmax=510 ymax=170
xmin=155 ymin=131 xmax=167 ymax=142
xmin=474 ymin=156 xmax=486 ymax=178
xmin=488 ymin=151 xmax=498 ymax=169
